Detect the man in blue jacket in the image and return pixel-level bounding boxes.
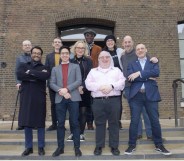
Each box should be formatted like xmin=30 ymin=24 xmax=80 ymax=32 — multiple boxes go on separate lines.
xmin=124 ymin=43 xmax=171 ymax=156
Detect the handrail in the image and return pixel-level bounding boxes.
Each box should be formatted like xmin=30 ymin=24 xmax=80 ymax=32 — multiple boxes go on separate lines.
xmin=172 ymin=78 xmax=184 ymax=127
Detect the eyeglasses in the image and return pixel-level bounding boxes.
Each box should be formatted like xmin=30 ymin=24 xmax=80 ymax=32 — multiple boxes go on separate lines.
xmin=76 ymin=47 xmax=85 ymax=50
xmin=32 ymin=52 xmax=42 ymax=56
xmin=99 ymin=56 xmax=111 ymax=59
xmin=60 ymin=52 xmax=69 ymax=55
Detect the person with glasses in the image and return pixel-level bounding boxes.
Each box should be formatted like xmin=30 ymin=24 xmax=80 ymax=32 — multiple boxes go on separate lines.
xmin=85 ymin=51 xmax=125 ymax=156
xmin=50 ymin=46 xmax=82 ymax=157
xmin=16 ymin=46 xmax=50 ymax=156
xmin=65 ymin=40 xmax=93 ymax=142
xmin=103 ymin=35 xmax=124 ymax=129
xmin=83 ymin=29 xmax=102 ymax=130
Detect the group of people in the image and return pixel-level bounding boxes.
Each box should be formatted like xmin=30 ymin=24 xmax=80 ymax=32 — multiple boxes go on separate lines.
xmin=15 ymin=29 xmax=172 ymax=157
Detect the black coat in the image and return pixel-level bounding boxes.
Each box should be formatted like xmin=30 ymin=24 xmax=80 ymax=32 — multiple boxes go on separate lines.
xmin=70 ymin=56 xmax=93 ymax=107
xmin=16 ymin=61 xmax=50 ymax=128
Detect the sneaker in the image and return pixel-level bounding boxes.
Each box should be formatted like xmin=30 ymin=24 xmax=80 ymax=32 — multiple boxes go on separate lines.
xmin=124 ymin=145 xmax=136 ymax=155
xmin=66 ymin=134 xmax=73 ymax=141
xmin=155 ymin=144 xmax=172 ymax=155
xmin=80 ymin=134 xmax=85 ymax=141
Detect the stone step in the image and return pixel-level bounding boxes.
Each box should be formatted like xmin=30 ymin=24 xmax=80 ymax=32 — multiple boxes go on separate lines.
xmin=0 ymin=120 xmax=184 ymax=159
xmin=0 ymin=143 xmax=183 ymax=160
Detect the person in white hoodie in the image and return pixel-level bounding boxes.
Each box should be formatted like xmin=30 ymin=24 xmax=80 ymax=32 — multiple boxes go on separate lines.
xmin=103 ymin=35 xmax=124 ymax=129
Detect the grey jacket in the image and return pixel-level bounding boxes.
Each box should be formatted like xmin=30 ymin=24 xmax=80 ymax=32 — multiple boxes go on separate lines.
xmin=15 ymin=53 xmax=31 ymax=84
xmin=50 ymin=63 xmax=82 ymax=103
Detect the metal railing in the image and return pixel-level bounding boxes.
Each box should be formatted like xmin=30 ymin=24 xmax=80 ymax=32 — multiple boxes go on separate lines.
xmin=172 ymin=78 xmax=184 ymax=127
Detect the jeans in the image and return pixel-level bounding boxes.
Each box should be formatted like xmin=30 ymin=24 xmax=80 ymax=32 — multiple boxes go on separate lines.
xmin=128 ymin=92 xmax=162 ymax=146
xmin=124 ymin=87 xmax=152 ymax=137
xmin=25 ymin=127 xmax=45 ymax=148
xmin=138 ymin=106 xmax=152 ymax=137
xmin=56 ymin=98 xmax=80 ymax=149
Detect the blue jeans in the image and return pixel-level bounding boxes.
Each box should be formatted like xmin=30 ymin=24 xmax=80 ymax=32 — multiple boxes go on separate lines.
xmin=56 ymin=98 xmax=80 ymax=149
xmin=25 ymin=127 xmax=45 ymax=148
xmin=128 ymin=92 xmax=162 ymax=146
xmin=124 ymin=87 xmax=152 ymax=137
xmin=138 ymin=106 xmax=152 ymax=137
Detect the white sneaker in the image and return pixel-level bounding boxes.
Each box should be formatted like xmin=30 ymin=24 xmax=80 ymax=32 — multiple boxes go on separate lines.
xmin=80 ymin=134 xmax=85 ymax=141
xmin=66 ymin=134 xmax=73 ymax=141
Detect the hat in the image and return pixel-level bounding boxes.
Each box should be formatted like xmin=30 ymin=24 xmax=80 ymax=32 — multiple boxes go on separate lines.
xmin=104 ymin=35 xmax=116 ymax=43
xmin=83 ymin=29 xmax=96 ymax=37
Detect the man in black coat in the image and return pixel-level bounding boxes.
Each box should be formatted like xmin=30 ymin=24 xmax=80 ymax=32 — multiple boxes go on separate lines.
xmin=17 ymin=46 xmax=50 ymax=156
xmin=45 ymin=37 xmax=63 ymax=131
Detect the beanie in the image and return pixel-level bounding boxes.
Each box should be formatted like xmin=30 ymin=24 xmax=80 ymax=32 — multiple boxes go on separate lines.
xmin=104 ymin=35 xmax=116 ymax=43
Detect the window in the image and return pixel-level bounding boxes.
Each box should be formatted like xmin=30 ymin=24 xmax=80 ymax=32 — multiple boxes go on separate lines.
xmin=178 ymin=23 xmax=184 ymax=102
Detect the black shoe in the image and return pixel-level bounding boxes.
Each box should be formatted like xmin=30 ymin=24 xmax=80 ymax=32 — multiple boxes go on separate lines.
xmin=119 ymin=121 xmax=123 ymax=130
xmin=94 ymin=147 xmax=102 ymax=155
xmin=87 ymin=123 xmax=94 ymax=130
xmin=75 ymin=148 xmax=82 ymax=157
xmin=124 ymin=145 xmax=136 ymax=155
xmin=16 ymin=126 xmax=24 ymax=130
xmin=52 ymin=147 xmax=64 ymax=157
xmin=21 ymin=148 xmax=33 ymax=156
xmin=137 ymin=135 xmax=142 ymax=140
xmin=111 ymin=147 xmax=120 ymax=155
xmin=38 ymin=147 xmax=45 ymax=156
xmin=155 ymin=144 xmax=172 ymax=155
xmin=46 ymin=125 xmax=57 ymax=131
xmin=147 ymin=136 xmax=153 ymax=141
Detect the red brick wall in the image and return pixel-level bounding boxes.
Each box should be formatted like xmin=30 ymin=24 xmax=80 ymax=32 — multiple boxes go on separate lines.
xmin=0 ymin=0 xmax=184 ymax=120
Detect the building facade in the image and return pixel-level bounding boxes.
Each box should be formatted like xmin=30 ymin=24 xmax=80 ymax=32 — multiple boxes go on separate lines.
xmin=0 ymin=0 xmax=184 ymax=121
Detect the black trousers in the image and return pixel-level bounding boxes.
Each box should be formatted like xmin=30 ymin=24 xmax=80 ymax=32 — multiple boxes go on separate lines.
xmin=92 ymin=96 xmax=121 ymax=148
xmin=48 ymin=88 xmax=57 ymax=126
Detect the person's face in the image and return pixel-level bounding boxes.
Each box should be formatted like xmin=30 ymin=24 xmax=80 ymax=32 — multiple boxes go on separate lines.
xmin=52 ymin=38 xmax=62 ymax=50
xmin=106 ymin=39 xmax=115 ymax=49
xmin=22 ymin=41 xmax=32 ymax=53
xmin=136 ymin=44 xmax=147 ymax=58
xmin=75 ymin=42 xmax=85 ymax=57
xmin=31 ymin=48 xmax=42 ymax=62
xmin=122 ymin=36 xmax=134 ymax=53
xmin=60 ymin=48 xmax=70 ymax=63
xmin=98 ymin=52 xmax=111 ymax=69
xmin=84 ymin=33 xmax=95 ymax=44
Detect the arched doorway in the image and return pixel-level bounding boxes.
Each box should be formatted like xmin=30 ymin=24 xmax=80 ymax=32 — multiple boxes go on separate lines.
xmin=56 ymin=18 xmax=115 ymax=48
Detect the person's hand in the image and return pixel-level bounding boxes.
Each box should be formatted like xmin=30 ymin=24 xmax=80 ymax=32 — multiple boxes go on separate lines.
xmin=25 ymin=70 xmax=30 ymax=74
xmin=42 ymin=69 xmax=47 ymax=72
xmin=149 ymin=77 xmax=157 ymax=81
xmin=150 ymin=57 xmax=158 ymax=63
xmin=99 ymin=85 xmax=113 ymax=94
xmin=16 ymin=83 xmax=21 ymax=90
xmin=58 ymin=88 xmax=68 ymax=96
xmin=128 ymin=71 xmax=140 ymax=81
xmin=63 ymin=93 xmax=71 ymax=99
xmin=78 ymin=86 xmax=84 ymax=94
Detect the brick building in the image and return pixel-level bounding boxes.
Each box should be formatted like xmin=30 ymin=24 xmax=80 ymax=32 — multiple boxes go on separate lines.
xmin=0 ymin=0 xmax=184 ymax=121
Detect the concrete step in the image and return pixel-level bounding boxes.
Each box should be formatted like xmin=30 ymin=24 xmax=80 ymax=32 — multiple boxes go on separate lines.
xmin=0 ymin=120 xmax=184 ymax=159
xmin=0 ymin=128 xmax=184 ymax=160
